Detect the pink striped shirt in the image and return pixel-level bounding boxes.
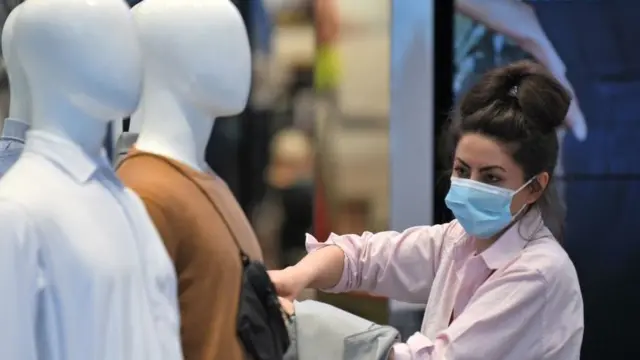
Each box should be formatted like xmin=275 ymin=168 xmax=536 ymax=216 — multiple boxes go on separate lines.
xmin=306 ymin=209 xmax=583 ymax=359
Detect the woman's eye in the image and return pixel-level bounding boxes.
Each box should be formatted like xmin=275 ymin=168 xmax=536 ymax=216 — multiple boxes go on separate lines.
xmin=454 ymin=166 xmax=469 ymax=178
xmin=484 ymin=174 xmax=502 ymax=184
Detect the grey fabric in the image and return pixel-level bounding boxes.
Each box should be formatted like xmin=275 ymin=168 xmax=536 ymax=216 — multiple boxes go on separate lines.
xmin=0 ymin=118 xmax=27 ymax=176
xmin=288 ymin=300 xmax=399 ymax=360
xmin=0 ymin=139 xmax=22 ymax=176
xmin=1 ymin=117 xmax=27 ymax=141
xmin=283 ymin=315 xmax=298 ymax=360
xmin=388 ymin=308 xmax=425 ymax=341
xmin=343 ymin=327 xmax=400 ymax=360
xmin=113 ymin=131 xmax=139 ymax=167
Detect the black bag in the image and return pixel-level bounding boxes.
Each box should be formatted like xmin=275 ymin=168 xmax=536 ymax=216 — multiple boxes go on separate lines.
xmin=118 ymin=153 xmax=290 ymax=360
xmin=237 ymin=253 xmax=291 ymax=359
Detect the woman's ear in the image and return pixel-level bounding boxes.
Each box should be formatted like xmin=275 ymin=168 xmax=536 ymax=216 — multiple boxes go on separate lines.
xmin=528 ymin=172 xmax=550 ymax=204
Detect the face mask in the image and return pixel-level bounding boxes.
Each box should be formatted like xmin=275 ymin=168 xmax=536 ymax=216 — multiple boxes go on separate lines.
xmin=444 ymin=177 xmax=534 ymax=239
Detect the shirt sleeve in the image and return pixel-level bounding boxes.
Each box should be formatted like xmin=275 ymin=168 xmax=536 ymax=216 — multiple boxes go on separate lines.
xmin=305 ymin=223 xmax=454 ymax=303
xmin=0 ymin=200 xmax=42 ymax=360
xmin=391 ymin=266 xmax=547 ymax=359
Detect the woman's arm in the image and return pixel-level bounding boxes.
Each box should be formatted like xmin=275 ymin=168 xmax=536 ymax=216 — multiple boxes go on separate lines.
xmin=292 ymin=243 xmax=345 ymax=290
xmin=292 ymin=223 xmax=455 ymax=303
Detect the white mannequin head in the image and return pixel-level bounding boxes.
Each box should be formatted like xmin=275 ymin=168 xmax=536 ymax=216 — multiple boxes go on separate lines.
xmin=2 ymin=4 xmax=30 ymax=122
xmin=14 ymin=0 xmax=142 ymax=152
xmin=132 ymin=0 xmax=251 ymax=170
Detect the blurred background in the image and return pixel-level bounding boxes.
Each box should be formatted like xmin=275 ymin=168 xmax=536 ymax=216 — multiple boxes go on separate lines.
xmin=2 ymin=0 xmax=639 ymax=359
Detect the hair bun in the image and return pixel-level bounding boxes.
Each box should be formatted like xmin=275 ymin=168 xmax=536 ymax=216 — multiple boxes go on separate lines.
xmin=494 ymin=61 xmax=534 ymax=98
xmin=498 ymin=61 xmax=571 ymax=134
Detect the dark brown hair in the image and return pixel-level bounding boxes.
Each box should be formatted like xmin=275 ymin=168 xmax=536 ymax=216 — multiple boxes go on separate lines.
xmin=444 ymin=60 xmax=571 ymax=242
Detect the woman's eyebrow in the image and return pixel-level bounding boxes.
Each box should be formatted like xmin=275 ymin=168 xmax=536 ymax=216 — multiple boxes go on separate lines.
xmin=456 ymin=158 xmax=506 ymax=172
xmin=455 ymin=157 xmax=470 ymax=167
xmin=479 ymin=165 xmax=507 ymax=172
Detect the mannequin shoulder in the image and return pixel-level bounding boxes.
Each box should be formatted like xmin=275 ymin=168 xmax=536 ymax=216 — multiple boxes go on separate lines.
xmin=117 ymin=155 xmax=191 ymax=196
xmin=0 ymin=198 xmax=37 ymax=239
xmin=0 ymin=157 xmax=56 ymax=208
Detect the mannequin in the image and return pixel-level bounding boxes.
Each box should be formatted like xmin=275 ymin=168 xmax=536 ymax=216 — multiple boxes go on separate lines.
xmin=116 ymin=0 xmax=267 ymax=358
xmin=131 ymin=0 xmax=250 ymax=170
xmin=0 ymin=0 xmax=182 ymax=359
xmin=0 ymin=5 xmax=30 ymax=176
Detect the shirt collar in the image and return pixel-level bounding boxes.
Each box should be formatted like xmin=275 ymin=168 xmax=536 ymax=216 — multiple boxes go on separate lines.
xmin=479 ymin=208 xmax=549 ymax=269
xmin=1 ymin=118 xmax=30 ymax=143
xmin=24 ymin=130 xmax=115 ymax=184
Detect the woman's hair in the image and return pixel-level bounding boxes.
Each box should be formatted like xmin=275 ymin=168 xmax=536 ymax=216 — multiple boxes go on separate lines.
xmin=444 ymin=60 xmax=571 ymax=242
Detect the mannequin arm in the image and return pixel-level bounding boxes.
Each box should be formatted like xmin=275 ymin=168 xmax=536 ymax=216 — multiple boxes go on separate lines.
xmin=0 ymin=201 xmax=41 ymax=360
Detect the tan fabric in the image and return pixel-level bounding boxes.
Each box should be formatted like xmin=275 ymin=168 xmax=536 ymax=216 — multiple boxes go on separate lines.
xmin=117 ymin=150 xmax=263 ymax=360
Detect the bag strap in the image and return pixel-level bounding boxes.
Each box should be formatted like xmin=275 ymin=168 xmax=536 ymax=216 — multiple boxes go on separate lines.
xmin=119 ymin=151 xmax=293 ymax=326
xmin=117 ymin=151 xmax=250 ymax=262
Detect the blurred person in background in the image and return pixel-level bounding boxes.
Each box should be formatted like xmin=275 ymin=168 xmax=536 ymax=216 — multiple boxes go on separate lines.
xmin=253 ymin=128 xmax=314 ymax=270
xmin=313 ymin=0 xmax=340 ymax=94
xmin=311 ymin=0 xmax=341 ymax=252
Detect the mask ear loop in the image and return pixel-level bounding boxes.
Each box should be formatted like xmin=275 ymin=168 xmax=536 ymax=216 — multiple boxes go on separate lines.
xmin=511 ymin=175 xmax=539 ymax=218
xmin=514 ymin=176 xmax=537 ymax=195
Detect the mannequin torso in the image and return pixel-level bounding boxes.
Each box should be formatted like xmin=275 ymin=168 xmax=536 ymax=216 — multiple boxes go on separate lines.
xmin=0 ymin=5 xmax=30 ymax=176
xmin=117 ymin=1 xmax=261 ymax=359
xmin=0 ymin=1 xmax=182 ymax=359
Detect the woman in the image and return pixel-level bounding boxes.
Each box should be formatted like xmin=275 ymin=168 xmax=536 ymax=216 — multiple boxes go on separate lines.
xmin=269 ymin=60 xmax=584 ymax=359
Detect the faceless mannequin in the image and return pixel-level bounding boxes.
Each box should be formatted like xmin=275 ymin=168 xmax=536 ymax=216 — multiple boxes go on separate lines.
xmin=117 ymin=1 xmax=265 ymax=358
xmin=0 ymin=5 xmax=30 ymax=176
xmin=3 ymin=4 xmax=29 ymax=123
xmin=15 ymin=0 xmax=142 ymax=154
xmin=0 ymin=0 xmax=182 ymax=359
xmin=132 ymin=0 xmax=251 ymax=171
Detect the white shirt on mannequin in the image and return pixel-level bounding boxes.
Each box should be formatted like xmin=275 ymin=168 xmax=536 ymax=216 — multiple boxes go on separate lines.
xmin=0 ymin=118 xmax=28 ymax=175
xmin=0 ymin=130 xmax=181 ymax=360
xmin=0 ymin=0 xmax=182 ymax=358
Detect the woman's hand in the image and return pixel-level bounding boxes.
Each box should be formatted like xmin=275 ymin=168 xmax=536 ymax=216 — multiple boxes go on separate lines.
xmin=278 ymin=296 xmax=295 ymax=316
xmin=269 ymin=267 xmax=309 ymax=301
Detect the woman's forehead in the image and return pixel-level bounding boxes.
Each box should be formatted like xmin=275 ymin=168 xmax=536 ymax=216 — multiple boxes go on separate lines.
xmin=455 ymin=133 xmax=517 ymax=169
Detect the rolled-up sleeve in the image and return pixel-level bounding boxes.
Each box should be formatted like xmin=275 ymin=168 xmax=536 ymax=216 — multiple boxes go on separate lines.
xmin=305 ymin=223 xmax=453 ymax=303
xmin=390 ymin=267 xmax=553 ymax=359
xmin=0 ymin=201 xmax=42 ymax=360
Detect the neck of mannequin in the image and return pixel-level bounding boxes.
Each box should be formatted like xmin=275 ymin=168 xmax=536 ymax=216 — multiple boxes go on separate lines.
xmin=6 ymin=72 xmax=30 ymax=123
xmin=30 ymin=89 xmax=107 ymax=157
xmin=134 ymin=80 xmax=213 ymax=172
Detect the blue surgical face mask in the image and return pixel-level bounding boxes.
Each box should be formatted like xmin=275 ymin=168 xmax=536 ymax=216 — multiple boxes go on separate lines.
xmin=444 ymin=177 xmax=534 ymax=239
